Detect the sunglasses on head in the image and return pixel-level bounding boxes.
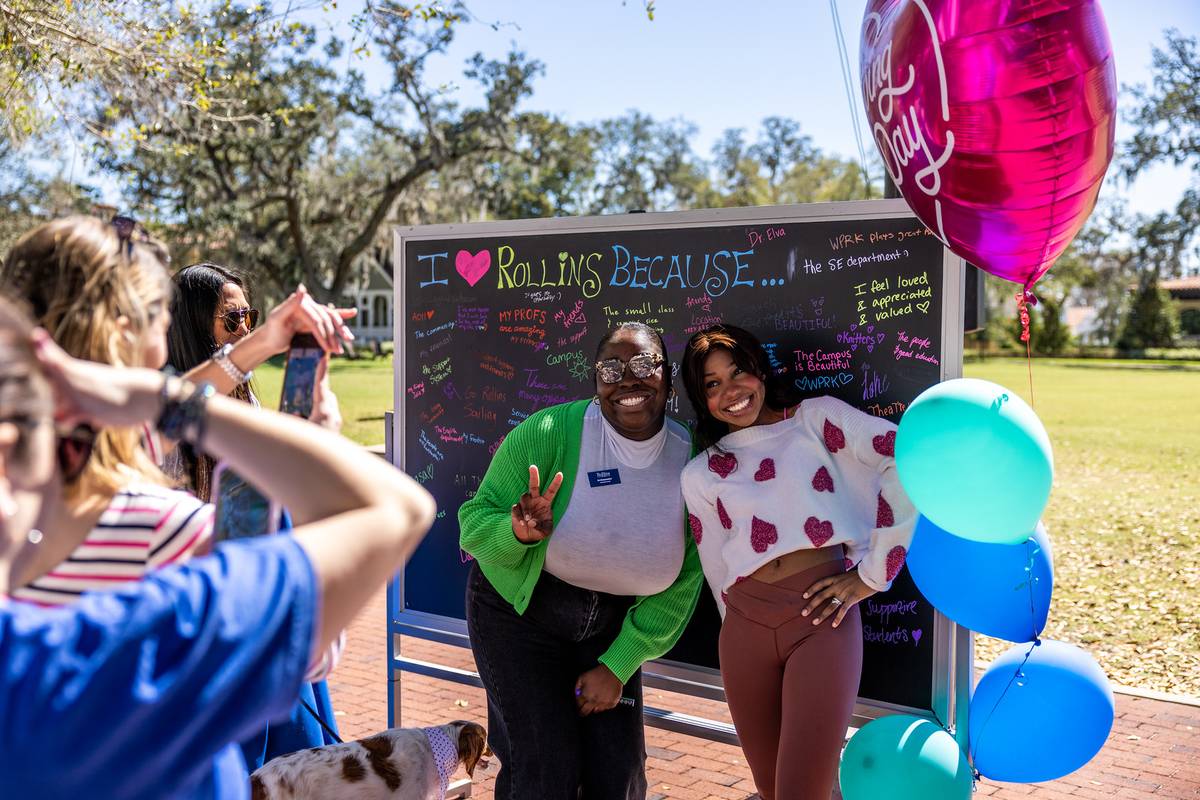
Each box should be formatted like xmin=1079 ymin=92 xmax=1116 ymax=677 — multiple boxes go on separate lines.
xmin=219 ymin=307 xmax=260 ymax=334
xmin=594 ymin=353 xmax=664 ymax=384
xmin=56 ymin=424 xmax=96 ymax=483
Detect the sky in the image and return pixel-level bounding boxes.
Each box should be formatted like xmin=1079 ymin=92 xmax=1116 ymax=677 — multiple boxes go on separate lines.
xmin=322 ymin=0 xmax=1200 ymax=217
xmin=71 ymin=1 xmax=1199 ymax=218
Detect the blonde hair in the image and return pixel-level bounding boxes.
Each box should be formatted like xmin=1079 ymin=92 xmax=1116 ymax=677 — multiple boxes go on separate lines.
xmin=0 ymin=216 xmax=171 ymax=494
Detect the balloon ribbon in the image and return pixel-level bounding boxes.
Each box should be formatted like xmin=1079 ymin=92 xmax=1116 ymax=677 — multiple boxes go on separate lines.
xmin=1015 ymin=290 xmax=1037 ymax=408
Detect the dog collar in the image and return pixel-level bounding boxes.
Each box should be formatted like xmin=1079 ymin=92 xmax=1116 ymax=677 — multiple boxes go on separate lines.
xmin=422 ymin=726 xmax=457 ymax=798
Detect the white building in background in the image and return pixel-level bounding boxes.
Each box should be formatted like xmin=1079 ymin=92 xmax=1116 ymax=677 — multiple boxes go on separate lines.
xmin=342 ymin=253 xmax=395 ymax=343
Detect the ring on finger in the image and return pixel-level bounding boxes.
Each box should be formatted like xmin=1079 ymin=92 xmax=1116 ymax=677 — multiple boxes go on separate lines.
xmin=829 ymin=596 xmax=843 ymax=607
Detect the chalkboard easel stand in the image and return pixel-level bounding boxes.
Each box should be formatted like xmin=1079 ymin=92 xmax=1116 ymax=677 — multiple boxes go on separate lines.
xmin=386 ymin=200 xmax=973 ymax=759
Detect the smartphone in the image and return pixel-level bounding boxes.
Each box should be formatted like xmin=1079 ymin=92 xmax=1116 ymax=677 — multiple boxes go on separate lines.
xmin=211 ymin=460 xmax=280 ymax=542
xmin=279 ymin=332 xmax=325 ymax=419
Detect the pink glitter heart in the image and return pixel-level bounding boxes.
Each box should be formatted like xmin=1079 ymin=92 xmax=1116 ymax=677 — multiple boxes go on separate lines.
xmin=804 ymin=516 xmax=834 ymax=547
xmin=812 ymin=466 xmax=835 ymax=492
xmin=750 ymin=516 xmax=778 ymax=553
xmin=872 ymin=430 xmax=896 ymax=457
xmin=876 ymin=494 xmax=894 ymax=528
xmin=454 ymin=249 xmax=491 ymax=287
xmin=688 ymin=513 xmax=702 ymax=544
xmin=754 ymin=458 xmax=776 ymax=482
xmin=717 ymin=498 xmax=732 ymax=530
xmin=823 ymin=420 xmax=845 ymax=453
xmin=708 ymin=452 xmax=738 ymax=479
xmin=886 ymin=546 xmax=907 ymax=582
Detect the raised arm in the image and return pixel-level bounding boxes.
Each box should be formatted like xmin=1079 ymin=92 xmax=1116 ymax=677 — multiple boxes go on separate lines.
xmin=183 ymin=285 xmax=356 ymax=396
xmin=32 ymin=330 xmax=434 ymax=652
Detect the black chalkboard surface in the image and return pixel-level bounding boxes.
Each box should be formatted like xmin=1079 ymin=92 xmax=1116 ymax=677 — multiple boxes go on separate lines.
xmin=395 ymin=201 xmax=960 ymax=716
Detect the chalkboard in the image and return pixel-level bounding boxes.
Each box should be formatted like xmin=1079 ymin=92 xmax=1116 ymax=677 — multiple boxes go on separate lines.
xmin=393 ymin=200 xmax=964 ymax=718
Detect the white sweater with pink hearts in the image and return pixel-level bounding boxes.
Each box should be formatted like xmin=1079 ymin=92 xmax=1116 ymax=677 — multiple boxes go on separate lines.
xmin=680 ymin=395 xmax=917 ymax=618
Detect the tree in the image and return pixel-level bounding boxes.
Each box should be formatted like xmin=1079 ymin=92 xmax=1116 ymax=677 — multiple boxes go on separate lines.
xmin=0 ymin=139 xmax=98 ymax=254
xmin=0 ymin=0 xmax=332 ymax=148
xmin=1118 ymin=283 xmax=1180 ymax=350
xmin=583 ymin=112 xmax=716 ymax=213
xmin=98 ymin=3 xmax=540 ymax=302
xmin=1123 ymin=28 xmax=1200 ymax=274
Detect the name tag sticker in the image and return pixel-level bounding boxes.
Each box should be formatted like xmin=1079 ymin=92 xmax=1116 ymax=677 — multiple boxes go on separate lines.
xmin=587 ymin=469 xmax=622 ymax=487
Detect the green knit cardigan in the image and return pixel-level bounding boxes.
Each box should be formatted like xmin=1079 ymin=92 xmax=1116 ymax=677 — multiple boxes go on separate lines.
xmin=458 ymin=399 xmax=704 ymax=684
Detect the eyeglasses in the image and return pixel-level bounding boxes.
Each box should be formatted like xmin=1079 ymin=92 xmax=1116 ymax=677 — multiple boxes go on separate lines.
xmin=56 ymin=424 xmax=96 ymax=483
xmin=594 ymin=353 xmax=664 ymax=384
xmin=219 ymin=307 xmax=260 ymax=334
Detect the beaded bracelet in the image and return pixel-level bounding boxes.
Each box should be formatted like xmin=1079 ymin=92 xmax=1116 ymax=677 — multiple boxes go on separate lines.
xmin=156 ymin=379 xmax=216 ymax=448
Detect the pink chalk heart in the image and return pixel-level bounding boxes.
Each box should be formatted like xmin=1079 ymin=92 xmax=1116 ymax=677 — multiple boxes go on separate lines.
xmin=708 ymin=452 xmax=738 ymax=479
xmin=823 ymin=420 xmax=846 ymax=453
xmin=754 ymin=458 xmax=776 ymax=482
xmin=876 ymin=494 xmax=895 ymax=528
xmin=688 ymin=513 xmax=702 ymax=544
xmin=804 ymin=516 xmax=834 ymax=547
xmin=886 ymin=546 xmax=908 ymax=582
xmin=872 ymin=430 xmax=896 ymax=457
xmin=717 ymin=498 xmax=732 ymax=530
xmin=812 ymin=466 xmax=835 ymax=493
xmin=455 ymin=249 xmax=491 ymax=287
xmin=750 ymin=516 xmax=779 ymax=553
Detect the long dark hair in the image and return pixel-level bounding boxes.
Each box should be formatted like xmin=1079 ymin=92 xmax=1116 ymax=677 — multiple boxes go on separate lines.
xmin=681 ymin=324 xmax=795 ymax=451
xmin=166 ymin=262 xmax=254 ymax=500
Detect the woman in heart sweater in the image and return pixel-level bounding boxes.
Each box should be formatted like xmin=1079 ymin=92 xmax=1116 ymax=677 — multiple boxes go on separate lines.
xmin=679 ymin=324 xmax=917 ymax=800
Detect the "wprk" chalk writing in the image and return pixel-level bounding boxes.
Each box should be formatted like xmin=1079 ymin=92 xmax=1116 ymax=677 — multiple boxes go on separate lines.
xmin=795 ymin=373 xmax=854 ymax=392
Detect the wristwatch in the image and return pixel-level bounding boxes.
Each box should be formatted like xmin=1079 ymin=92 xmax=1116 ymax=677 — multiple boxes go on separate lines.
xmin=212 ymin=343 xmax=253 ymax=385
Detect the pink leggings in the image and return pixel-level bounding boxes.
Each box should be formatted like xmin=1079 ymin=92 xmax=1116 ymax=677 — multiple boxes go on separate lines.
xmin=719 ymin=561 xmax=862 ymax=800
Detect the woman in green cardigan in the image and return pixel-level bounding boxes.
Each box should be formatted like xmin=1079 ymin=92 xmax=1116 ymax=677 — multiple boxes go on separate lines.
xmin=459 ymin=321 xmax=704 ymax=799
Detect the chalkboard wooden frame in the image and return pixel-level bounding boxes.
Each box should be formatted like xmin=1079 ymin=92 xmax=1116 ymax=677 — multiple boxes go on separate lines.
xmin=387 ymin=199 xmax=972 ymax=749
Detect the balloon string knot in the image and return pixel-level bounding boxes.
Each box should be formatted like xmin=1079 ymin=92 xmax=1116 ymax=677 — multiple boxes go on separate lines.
xmin=1014 ymin=291 xmax=1035 ymax=342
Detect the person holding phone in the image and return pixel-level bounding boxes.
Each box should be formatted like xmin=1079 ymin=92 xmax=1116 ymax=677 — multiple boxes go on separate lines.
xmin=0 ymin=293 xmax=436 ymax=797
xmin=166 ymin=263 xmax=351 ymax=502
xmin=167 ymin=265 xmax=352 ymax=766
xmin=458 ymin=322 xmax=704 ymax=799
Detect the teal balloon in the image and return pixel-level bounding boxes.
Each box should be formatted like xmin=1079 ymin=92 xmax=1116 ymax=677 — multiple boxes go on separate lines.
xmin=839 ymin=715 xmax=972 ymax=800
xmin=970 ymin=639 xmax=1114 ymax=782
xmin=896 ymin=378 xmax=1052 ymax=544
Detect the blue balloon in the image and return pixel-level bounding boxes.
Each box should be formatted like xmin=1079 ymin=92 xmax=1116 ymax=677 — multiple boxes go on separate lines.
xmin=896 ymin=378 xmax=1053 ymax=544
xmin=970 ymin=640 xmax=1114 ymax=782
xmin=907 ymin=516 xmax=1053 ymax=642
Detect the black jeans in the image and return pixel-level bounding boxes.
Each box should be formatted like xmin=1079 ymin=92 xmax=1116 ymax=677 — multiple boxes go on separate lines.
xmin=466 ymin=562 xmax=648 ymax=800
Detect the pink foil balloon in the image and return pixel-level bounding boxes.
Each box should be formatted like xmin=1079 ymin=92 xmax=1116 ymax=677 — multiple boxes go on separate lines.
xmin=860 ymin=0 xmax=1117 ymax=288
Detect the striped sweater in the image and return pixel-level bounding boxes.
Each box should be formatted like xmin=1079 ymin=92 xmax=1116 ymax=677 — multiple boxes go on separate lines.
xmin=10 ymin=482 xmax=342 ymax=682
xmin=11 ymin=484 xmax=213 ymax=606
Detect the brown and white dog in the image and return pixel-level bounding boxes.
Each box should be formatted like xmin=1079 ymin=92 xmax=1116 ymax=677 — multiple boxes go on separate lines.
xmin=250 ymin=720 xmax=489 ymax=800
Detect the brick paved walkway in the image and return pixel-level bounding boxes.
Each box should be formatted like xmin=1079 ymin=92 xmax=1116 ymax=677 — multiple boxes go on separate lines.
xmin=326 ymin=589 xmax=1200 ymax=799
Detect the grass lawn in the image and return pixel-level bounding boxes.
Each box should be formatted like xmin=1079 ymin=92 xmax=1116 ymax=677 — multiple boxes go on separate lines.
xmin=254 ymin=356 xmax=395 ymax=446
xmin=259 ymin=354 xmax=1200 ymax=696
xmin=962 ymin=358 xmax=1200 ymax=695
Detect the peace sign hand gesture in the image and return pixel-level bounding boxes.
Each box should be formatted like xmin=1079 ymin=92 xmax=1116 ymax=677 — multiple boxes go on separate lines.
xmin=511 ymin=465 xmax=564 ymax=544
